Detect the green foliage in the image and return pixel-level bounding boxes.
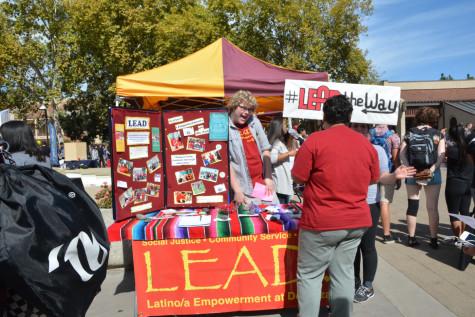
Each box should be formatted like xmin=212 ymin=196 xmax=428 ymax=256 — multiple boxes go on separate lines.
xmin=95 ymin=183 xmax=112 ymax=209
xmin=440 ymin=73 xmax=454 ymax=80
xmin=2 ymin=0 xmax=376 ymax=141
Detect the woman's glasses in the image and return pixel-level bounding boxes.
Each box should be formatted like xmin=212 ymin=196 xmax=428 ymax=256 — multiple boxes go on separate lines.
xmin=237 ymin=105 xmax=255 ymax=114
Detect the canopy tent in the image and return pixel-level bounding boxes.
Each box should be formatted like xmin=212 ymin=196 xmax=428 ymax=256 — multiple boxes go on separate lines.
xmin=116 ymin=38 xmax=328 ymax=113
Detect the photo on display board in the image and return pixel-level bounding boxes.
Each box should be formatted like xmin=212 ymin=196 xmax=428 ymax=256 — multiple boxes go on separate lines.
xmin=117 ymin=158 xmax=133 ymax=177
xmin=199 ymin=167 xmax=219 ymax=183
xmin=119 ymin=187 xmax=134 ymax=208
xmin=174 ymin=191 xmax=193 ymax=204
xmin=167 ymin=131 xmax=184 ymax=151
xmin=186 ymin=137 xmax=206 ymax=152
xmin=145 ymin=182 xmax=160 ymax=197
xmin=154 ymin=173 xmax=161 ymax=183
xmin=175 ymin=168 xmax=195 ymax=184
xmin=191 ymin=180 xmax=206 ymax=195
xmin=134 ymin=188 xmax=148 ymax=204
xmin=201 ymin=149 xmax=222 ymax=166
xmin=132 ymin=167 xmax=147 ymax=182
xmin=146 ymin=155 xmax=161 ymax=173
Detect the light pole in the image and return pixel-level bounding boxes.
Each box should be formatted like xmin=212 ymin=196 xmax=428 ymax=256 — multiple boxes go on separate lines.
xmin=39 ymin=104 xmax=49 ymax=146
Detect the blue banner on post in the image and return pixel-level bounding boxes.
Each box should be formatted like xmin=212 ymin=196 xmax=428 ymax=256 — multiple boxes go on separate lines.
xmin=48 ymin=121 xmax=59 ymax=166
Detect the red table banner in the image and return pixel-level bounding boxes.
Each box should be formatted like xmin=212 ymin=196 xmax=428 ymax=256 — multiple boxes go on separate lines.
xmin=132 ymin=233 xmax=329 ymax=316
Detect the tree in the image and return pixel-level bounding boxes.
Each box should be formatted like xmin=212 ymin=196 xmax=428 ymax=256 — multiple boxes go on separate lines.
xmin=0 ymin=0 xmax=83 ymax=146
xmin=232 ymin=0 xmax=374 ymax=83
xmin=440 ymin=73 xmax=454 ymax=80
xmin=467 ymin=74 xmax=474 ymax=80
xmin=2 ymin=0 xmax=376 ymax=142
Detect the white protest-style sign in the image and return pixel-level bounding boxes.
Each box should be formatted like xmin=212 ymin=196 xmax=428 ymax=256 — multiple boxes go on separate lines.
xmin=125 ymin=116 xmax=150 ymax=130
xmin=283 ymin=80 xmax=401 ymax=125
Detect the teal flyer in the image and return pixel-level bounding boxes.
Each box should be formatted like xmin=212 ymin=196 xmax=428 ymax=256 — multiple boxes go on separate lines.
xmin=151 ymin=127 xmax=160 ymax=152
xmin=209 ymin=112 xmax=228 ymax=141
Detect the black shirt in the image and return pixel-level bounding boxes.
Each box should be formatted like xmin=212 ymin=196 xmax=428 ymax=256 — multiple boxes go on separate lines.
xmin=446 ymin=133 xmax=475 ymax=184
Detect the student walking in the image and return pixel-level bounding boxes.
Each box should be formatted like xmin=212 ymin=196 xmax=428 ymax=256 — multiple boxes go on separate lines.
xmin=400 ymin=107 xmax=445 ymax=248
xmin=445 ymin=120 xmax=474 ymax=238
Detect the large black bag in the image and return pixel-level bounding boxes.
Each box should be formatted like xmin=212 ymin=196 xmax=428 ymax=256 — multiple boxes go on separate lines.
xmin=0 ymin=164 xmax=110 ymax=317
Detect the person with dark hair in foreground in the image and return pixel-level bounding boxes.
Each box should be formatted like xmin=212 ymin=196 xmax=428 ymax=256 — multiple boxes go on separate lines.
xmin=292 ymin=95 xmax=415 ymax=317
xmin=292 ymin=95 xmax=377 ymax=317
xmin=0 ymin=120 xmax=50 ymax=167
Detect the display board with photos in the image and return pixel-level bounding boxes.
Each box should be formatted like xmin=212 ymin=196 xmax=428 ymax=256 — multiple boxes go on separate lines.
xmin=163 ymin=109 xmax=230 ymax=208
xmin=111 ymin=108 xmax=164 ymax=221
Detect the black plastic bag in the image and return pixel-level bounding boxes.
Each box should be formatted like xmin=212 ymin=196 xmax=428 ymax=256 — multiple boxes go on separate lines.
xmin=0 ymin=164 xmax=110 ymax=317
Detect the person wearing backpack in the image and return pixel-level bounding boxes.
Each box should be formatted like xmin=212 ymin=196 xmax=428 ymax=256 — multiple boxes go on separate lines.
xmin=400 ymin=107 xmax=445 ymax=248
xmin=369 ymin=124 xmax=401 ymax=244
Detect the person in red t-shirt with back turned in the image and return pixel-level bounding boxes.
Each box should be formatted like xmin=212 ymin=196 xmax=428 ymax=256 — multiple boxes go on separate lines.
xmin=292 ymin=95 xmax=379 ymax=317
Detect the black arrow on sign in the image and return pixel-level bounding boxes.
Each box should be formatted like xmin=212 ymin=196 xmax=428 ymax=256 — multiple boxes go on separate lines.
xmin=362 ymin=109 xmax=396 ymax=114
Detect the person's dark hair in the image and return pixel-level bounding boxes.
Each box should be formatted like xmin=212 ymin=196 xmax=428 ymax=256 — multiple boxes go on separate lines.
xmin=267 ymin=117 xmax=286 ymax=145
xmin=449 ymin=117 xmax=457 ymax=130
xmin=415 ymin=107 xmax=438 ymax=126
xmin=323 ymin=95 xmax=353 ymax=125
xmin=0 ymin=120 xmax=46 ymax=161
xmin=448 ymin=123 xmax=467 ymax=164
xmin=297 ymin=124 xmax=306 ymax=134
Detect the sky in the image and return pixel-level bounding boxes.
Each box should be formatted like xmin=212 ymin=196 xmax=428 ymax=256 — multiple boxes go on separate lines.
xmin=358 ymin=0 xmax=475 ymax=82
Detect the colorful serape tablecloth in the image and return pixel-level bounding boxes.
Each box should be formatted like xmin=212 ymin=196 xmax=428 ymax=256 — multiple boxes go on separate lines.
xmin=107 ymin=204 xmax=301 ymax=241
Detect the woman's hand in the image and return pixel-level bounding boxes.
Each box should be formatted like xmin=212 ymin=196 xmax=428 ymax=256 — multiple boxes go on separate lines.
xmin=288 ymin=149 xmax=297 ymax=157
xmin=233 ymin=191 xmax=247 ymax=206
xmin=394 ymin=165 xmax=417 ymax=179
xmin=264 ymin=178 xmax=275 ymax=196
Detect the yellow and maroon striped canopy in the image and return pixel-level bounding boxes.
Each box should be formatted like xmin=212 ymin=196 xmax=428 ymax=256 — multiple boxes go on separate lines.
xmin=116 ymin=38 xmax=328 ymax=112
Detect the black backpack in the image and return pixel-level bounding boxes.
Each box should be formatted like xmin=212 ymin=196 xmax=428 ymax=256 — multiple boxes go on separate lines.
xmin=0 ymin=164 xmax=110 ymax=317
xmin=406 ymin=127 xmax=438 ymax=170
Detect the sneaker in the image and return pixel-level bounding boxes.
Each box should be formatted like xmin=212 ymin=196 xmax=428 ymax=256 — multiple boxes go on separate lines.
xmin=408 ymin=236 xmax=420 ymax=247
xmin=429 ymin=237 xmax=439 ymax=249
xmin=354 ymin=285 xmax=374 ymax=303
xmin=383 ymin=235 xmax=395 ymax=244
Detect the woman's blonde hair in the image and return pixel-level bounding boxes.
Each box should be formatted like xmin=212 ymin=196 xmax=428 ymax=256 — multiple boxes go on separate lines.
xmin=226 ymin=90 xmax=258 ymax=114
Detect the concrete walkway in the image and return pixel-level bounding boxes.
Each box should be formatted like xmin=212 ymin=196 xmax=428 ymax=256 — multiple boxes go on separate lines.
xmin=60 ymin=167 xmax=475 ymax=316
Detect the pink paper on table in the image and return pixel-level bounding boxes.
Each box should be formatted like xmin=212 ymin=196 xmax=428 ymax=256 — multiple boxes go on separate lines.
xmin=252 ymin=182 xmax=273 ymax=201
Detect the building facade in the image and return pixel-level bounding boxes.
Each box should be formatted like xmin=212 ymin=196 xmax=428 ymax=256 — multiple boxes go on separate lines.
xmin=383 ymin=79 xmax=475 ymax=134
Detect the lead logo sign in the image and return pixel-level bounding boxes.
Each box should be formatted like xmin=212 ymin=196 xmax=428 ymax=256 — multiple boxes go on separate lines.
xmin=125 ymin=116 xmax=150 ymax=130
xmin=283 ymin=80 xmax=401 ymax=125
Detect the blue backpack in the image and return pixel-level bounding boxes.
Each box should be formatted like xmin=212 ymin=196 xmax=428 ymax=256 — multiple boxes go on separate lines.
xmin=370 ymin=128 xmax=394 ymax=171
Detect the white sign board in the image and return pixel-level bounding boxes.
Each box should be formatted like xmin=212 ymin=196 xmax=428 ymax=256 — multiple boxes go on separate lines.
xmin=0 ymin=109 xmax=11 ymax=126
xmin=283 ymin=80 xmax=401 ymax=125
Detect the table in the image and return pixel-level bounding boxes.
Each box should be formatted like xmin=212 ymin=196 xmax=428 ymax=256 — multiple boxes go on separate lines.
xmin=107 ymin=204 xmax=300 ymax=242
xmin=108 ymin=205 xmax=329 ymax=317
